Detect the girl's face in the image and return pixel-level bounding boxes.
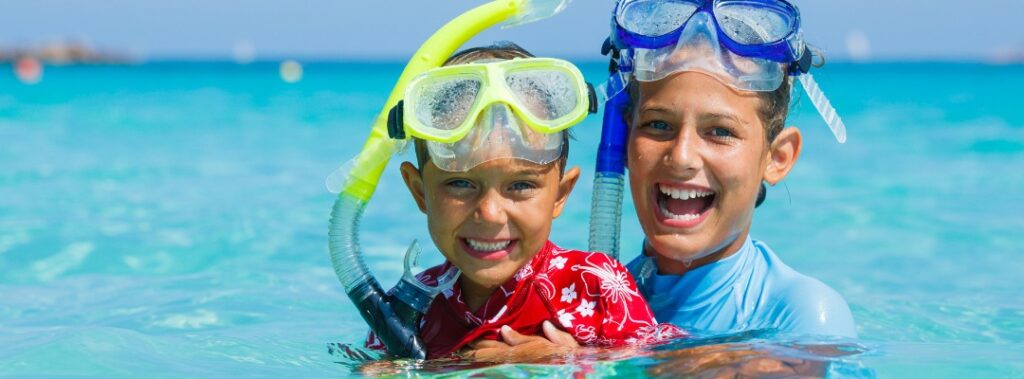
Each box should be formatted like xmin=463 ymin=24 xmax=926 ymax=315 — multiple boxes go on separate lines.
xmin=627 ymin=72 xmax=800 ymax=274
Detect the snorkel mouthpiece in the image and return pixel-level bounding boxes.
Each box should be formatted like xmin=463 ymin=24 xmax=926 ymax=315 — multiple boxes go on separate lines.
xmin=329 ymin=0 xmax=572 ymax=359
xmin=504 ymin=0 xmax=573 ymax=27
xmin=391 ymin=240 xmax=460 ymax=314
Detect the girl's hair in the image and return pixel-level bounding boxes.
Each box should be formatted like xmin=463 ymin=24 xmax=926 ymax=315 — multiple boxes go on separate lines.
xmin=412 ymin=41 xmax=571 ymax=174
xmin=757 ymin=77 xmax=792 ymax=142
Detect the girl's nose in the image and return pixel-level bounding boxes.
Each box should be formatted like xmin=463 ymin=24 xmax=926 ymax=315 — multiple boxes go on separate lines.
xmin=665 ymin=129 xmax=702 ymax=173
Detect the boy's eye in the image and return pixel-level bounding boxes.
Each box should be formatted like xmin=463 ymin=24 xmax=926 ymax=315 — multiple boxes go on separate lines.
xmin=445 ymin=179 xmax=474 ymax=189
xmin=508 ymin=181 xmax=537 ymax=192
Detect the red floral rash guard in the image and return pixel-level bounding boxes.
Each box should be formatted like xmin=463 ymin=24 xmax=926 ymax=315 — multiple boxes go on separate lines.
xmin=366 ymin=241 xmax=685 ymax=359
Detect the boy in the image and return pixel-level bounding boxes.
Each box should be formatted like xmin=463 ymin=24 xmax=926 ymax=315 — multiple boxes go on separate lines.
xmin=367 ymin=43 xmax=683 ymax=359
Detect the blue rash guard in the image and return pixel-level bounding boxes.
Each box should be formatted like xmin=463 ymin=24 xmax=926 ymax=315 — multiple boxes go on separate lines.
xmin=625 ymin=236 xmax=857 ymax=338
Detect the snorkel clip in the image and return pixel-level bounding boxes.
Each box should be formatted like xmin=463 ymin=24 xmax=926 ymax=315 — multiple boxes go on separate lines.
xmin=387 ymin=100 xmax=406 ymax=140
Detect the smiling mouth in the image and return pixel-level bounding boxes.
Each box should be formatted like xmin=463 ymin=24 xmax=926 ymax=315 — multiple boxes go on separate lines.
xmin=656 ymin=183 xmax=716 ymax=223
xmin=460 ymin=238 xmax=517 ymax=260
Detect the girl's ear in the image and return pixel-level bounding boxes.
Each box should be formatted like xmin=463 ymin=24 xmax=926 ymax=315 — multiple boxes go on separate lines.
xmin=763 ymin=126 xmax=803 ymax=185
xmin=552 ymin=166 xmax=581 ymax=219
xmin=400 ymin=162 xmax=429 ymax=213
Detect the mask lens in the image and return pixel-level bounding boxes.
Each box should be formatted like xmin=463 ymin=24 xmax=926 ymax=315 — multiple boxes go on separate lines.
xmin=618 ymin=0 xmax=700 ymax=37
xmin=412 ymin=75 xmax=481 ymax=131
xmin=427 ymin=104 xmax=563 ymax=172
xmin=505 ymin=69 xmax=579 ymax=122
xmin=714 ymin=1 xmax=794 ymax=45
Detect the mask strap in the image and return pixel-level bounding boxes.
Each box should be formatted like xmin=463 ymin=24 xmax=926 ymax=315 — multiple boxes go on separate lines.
xmin=387 ymin=100 xmax=406 ymax=139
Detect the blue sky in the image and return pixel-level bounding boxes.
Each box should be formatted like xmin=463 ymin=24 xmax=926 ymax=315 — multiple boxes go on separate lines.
xmin=2 ymin=0 xmax=1023 ymax=61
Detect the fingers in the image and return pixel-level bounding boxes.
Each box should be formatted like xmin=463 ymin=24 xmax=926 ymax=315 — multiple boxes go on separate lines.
xmin=464 ymin=325 xmax=580 ymax=363
xmin=468 ymin=339 xmax=510 ymax=350
xmin=499 ymin=323 xmax=580 ymax=348
xmin=542 ymin=320 xmax=580 ymax=347
xmin=499 ymin=325 xmax=537 ymax=346
xmin=462 ymin=338 xmax=513 ymax=361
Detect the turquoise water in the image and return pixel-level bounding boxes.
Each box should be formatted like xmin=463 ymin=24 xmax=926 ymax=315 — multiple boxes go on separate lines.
xmin=1 ymin=62 xmax=1023 ymax=377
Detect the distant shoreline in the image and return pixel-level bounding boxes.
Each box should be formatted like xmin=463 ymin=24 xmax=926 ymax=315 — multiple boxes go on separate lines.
xmin=0 ymin=42 xmax=134 ymax=65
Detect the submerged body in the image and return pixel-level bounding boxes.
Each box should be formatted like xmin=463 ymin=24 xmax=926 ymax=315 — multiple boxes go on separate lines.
xmin=368 ymin=241 xmax=684 ymax=358
xmin=627 ymin=236 xmax=856 ymax=338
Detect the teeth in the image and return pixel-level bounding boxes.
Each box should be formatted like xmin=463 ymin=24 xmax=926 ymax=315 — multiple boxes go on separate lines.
xmin=466 ymin=239 xmax=511 ymax=252
xmin=658 ymin=198 xmax=702 ymax=221
xmin=658 ymin=184 xmax=713 ymax=200
xmin=657 ymin=184 xmax=714 ymax=221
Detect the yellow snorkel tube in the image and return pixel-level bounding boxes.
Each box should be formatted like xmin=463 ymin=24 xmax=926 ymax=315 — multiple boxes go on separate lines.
xmin=328 ymin=0 xmax=572 ymax=359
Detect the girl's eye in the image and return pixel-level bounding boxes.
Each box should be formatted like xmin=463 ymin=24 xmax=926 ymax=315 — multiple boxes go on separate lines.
xmin=509 ymin=181 xmax=536 ymax=192
xmin=709 ymin=127 xmax=734 ymax=138
xmin=642 ymin=120 xmax=672 ymax=131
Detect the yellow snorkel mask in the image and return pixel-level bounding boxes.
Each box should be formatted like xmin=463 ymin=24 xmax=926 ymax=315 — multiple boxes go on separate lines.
xmin=327 ymin=0 xmax=574 ymax=360
xmin=386 ymin=57 xmax=597 ymax=172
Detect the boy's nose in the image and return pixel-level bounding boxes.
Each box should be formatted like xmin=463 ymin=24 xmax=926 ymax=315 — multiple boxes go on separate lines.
xmin=474 ymin=189 xmax=509 ymax=225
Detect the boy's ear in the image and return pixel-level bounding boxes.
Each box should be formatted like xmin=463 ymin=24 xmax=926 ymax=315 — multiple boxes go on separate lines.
xmin=552 ymin=166 xmax=581 ymax=219
xmin=400 ymin=162 xmax=428 ymax=213
xmin=763 ymin=126 xmax=802 ymax=185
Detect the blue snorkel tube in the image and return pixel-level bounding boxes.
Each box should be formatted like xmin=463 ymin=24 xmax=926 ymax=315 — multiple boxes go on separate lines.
xmin=588 ymin=7 xmax=632 ymax=259
xmin=588 ymin=66 xmax=629 ymax=259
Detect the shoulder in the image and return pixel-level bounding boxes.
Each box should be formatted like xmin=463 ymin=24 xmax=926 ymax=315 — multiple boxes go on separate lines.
xmin=548 ymin=245 xmax=630 ymax=275
xmin=753 ymin=240 xmax=858 ymax=338
xmin=545 ymin=245 xmax=636 ymax=289
xmin=774 ymin=275 xmax=857 ymax=338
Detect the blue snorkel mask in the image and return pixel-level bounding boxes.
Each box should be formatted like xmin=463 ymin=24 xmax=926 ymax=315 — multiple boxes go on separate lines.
xmin=588 ymin=0 xmax=847 ymax=258
xmin=617 ymin=0 xmax=805 ymax=67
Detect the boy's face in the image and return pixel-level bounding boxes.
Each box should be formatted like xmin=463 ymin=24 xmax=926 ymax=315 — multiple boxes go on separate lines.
xmin=627 ymin=72 xmax=800 ymax=273
xmin=401 ymin=158 xmax=579 ymax=290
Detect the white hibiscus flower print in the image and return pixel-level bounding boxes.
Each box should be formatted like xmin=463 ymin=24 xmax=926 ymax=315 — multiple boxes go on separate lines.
xmin=560 ymin=283 xmax=577 ymax=303
xmin=514 ymin=264 xmax=534 ymax=281
xmin=576 ymin=299 xmax=596 ymax=317
xmin=557 ymin=309 xmax=575 ymax=328
xmin=549 ymin=256 xmax=568 ymax=271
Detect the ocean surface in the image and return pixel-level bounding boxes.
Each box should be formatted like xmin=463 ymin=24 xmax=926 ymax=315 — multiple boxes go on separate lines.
xmin=1 ymin=61 xmax=1023 ymax=377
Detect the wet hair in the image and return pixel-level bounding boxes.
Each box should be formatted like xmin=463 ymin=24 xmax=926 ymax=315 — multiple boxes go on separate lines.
xmin=412 ymin=42 xmax=571 ymax=175
xmin=757 ymin=77 xmax=792 ymax=143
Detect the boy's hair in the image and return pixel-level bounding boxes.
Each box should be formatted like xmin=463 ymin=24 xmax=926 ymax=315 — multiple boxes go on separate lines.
xmin=625 ymin=71 xmax=793 ymax=143
xmin=412 ymin=42 xmax=571 ymax=175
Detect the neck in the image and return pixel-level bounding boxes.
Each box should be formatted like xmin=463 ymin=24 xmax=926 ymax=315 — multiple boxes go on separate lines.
xmin=649 ymin=229 xmax=751 ymax=276
xmin=459 ymin=278 xmax=498 ymax=313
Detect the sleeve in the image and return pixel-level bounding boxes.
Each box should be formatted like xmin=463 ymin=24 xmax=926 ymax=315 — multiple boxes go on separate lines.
xmin=591 ymin=254 xmax=687 ymax=345
xmin=775 ymin=278 xmax=858 ymax=338
xmin=364 ymin=331 xmax=386 ymax=352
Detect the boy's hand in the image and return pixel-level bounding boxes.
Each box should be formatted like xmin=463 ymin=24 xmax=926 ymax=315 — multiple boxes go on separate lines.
xmin=461 ymin=321 xmax=579 ymax=362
